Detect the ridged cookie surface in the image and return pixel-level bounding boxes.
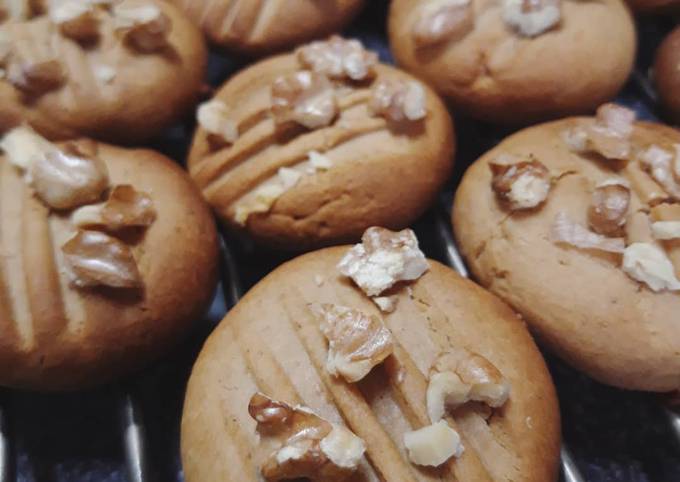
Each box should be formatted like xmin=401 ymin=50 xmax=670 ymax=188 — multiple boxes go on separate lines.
xmin=181 ymin=247 xmax=560 ymax=482
xmin=0 ymin=141 xmax=218 ymax=390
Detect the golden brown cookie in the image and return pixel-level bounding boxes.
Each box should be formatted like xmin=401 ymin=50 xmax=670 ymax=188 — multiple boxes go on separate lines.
xmin=655 ymin=26 xmax=680 ymax=125
xmin=167 ymin=0 xmax=365 ymax=55
xmin=0 ymin=128 xmax=218 ymax=390
xmin=181 ymin=230 xmax=560 ymax=482
xmin=0 ymin=0 xmax=207 ymax=143
xmin=453 ymin=104 xmax=680 ymax=392
xmin=388 ymin=0 xmax=636 ymax=124
xmin=188 ymin=37 xmax=455 ymax=250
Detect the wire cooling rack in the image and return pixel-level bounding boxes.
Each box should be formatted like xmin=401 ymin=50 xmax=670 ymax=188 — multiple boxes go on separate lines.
xmin=0 ymin=2 xmax=678 ymax=481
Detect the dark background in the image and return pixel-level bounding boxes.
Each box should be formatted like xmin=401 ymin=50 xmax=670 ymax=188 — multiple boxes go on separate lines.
xmin=4 ymin=2 xmax=680 ymax=481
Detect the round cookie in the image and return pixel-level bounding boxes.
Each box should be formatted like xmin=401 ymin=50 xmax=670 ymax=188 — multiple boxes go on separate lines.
xmin=654 ymin=26 xmax=680 ymax=125
xmin=181 ymin=231 xmax=560 ymax=482
xmin=0 ymin=0 xmax=207 ymax=143
xmin=188 ymin=37 xmax=455 ymax=250
xmin=388 ymin=0 xmax=636 ymax=124
xmin=453 ymin=104 xmax=680 ymax=392
xmin=0 ymin=128 xmax=218 ymax=390
xmin=167 ymin=0 xmax=365 ymax=55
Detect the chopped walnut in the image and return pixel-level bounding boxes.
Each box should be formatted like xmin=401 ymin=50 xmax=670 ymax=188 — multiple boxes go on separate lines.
xmin=563 ymin=104 xmax=636 ymax=162
xmin=0 ymin=125 xmax=54 ymax=171
xmin=196 ymin=99 xmax=239 ymax=145
xmin=271 ymin=71 xmax=338 ymax=129
xmin=412 ymin=0 xmax=473 ymax=47
xmin=622 ymin=242 xmax=680 ymax=292
xmin=337 ymin=227 xmax=430 ymax=297
xmin=490 ymin=159 xmax=551 ymax=211
xmin=49 ymin=1 xmax=100 ymax=42
xmin=372 ymin=295 xmax=397 ymax=313
xmin=248 ymin=393 xmax=365 ymax=482
xmin=652 ymin=221 xmax=680 ymax=240
xmin=94 ymin=64 xmax=116 ymax=84
xmin=426 ymin=349 xmax=510 ymax=423
xmin=62 ymin=229 xmax=142 ymax=289
xmin=71 ymin=184 xmax=156 ymax=231
xmin=234 ymin=165 xmax=303 ymax=226
xmin=7 ymin=58 xmax=65 ymax=95
xmin=368 ymin=78 xmax=427 ymax=123
xmin=308 ymin=150 xmax=333 ymax=171
xmin=29 ymin=142 xmax=110 ymax=210
xmin=278 ymin=167 xmax=302 ymax=190
xmin=551 ymin=212 xmax=625 ymax=253
xmin=639 ymin=144 xmax=680 ymax=201
xmin=588 ymin=180 xmax=631 ymax=237
xmin=113 ymin=1 xmax=171 ymax=53
xmin=403 ymin=421 xmax=463 ymax=467
xmin=502 ymin=0 xmax=561 ymax=38
xmin=312 ymin=303 xmax=394 ymax=383
xmin=0 ymin=0 xmax=33 ymax=22
xmin=296 ymin=35 xmax=378 ymax=82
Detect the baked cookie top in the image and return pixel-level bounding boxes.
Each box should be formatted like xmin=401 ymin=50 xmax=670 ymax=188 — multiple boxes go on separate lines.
xmin=188 ymin=36 xmax=455 ymax=250
xmin=453 ymin=104 xmax=680 ymax=392
xmin=388 ymin=0 xmax=636 ymax=123
xmin=181 ymin=228 xmax=560 ymax=482
xmin=168 ymin=0 xmax=365 ymax=55
xmin=0 ymin=127 xmax=218 ymax=390
xmin=0 ymin=0 xmax=207 ymax=143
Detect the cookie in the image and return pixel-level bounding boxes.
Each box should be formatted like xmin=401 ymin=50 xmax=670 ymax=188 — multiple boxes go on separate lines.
xmin=654 ymin=26 xmax=680 ymax=125
xmin=188 ymin=37 xmax=455 ymax=250
xmin=181 ymin=228 xmax=560 ymax=482
xmin=453 ymin=103 xmax=680 ymax=392
xmin=0 ymin=0 xmax=207 ymax=143
xmin=388 ymin=0 xmax=636 ymax=124
xmin=0 ymin=127 xmax=218 ymax=390
xmin=167 ymin=0 xmax=365 ymax=55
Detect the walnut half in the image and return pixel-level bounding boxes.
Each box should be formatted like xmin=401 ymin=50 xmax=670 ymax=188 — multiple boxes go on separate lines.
xmin=490 ymin=158 xmax=551 ymax=211
xmin=248 ymin=393 xmax=366 ymax=482
xmin=312 ymin=303 xmax=394 ymax=383
xmin=271 ymin=71 xmax=338 ymax=129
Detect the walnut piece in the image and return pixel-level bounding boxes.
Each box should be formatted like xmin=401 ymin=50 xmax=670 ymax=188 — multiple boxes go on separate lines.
xmin=248 ymin=393 xmax=365 ymax=482
xmin=551 ymin=212 xmax=625 ymax=253
xmin=113 ymin=1 xmax=171 ymax=53
xmin=312 ymin=303 xmax=394 ymax=383
xmin=71 ymin=184 xmax=156 ymax=231
xmin=651 ymin=221 xmax=680 ymax=240
xmin=7 ymin=58 xmax=65 ymax=95
xmin=426 ymin=349 xmax=510 ymax=423
xmin=490 ymin=159 xmax=551 ymax=211
xmin=197 ymin=99 xmax=239 ymax=144
xmin=296 ymin=35 xmax=378 ymax=82
xmin=338 ymin=227 xmax=430 ymax=297
xmin=94 ymin=64 xmax=116 ymax=84
xmin=271 ymin=71 xmax=338 ymax=129
xmin=233 ymin=167 xmax=304 ymax=225
xmin=308 ymin=150 xmax=333 ymax=171
xmin=0 ymin=125 xmax=54 ymax=171
xmin=0 ymin=0 xmax=33 ymax=22
xmin=62 ymin=229 xmax=142 ymax=289
xmin=563 ymin=104 xmax=636 ymax=162
xmin=412 ymin=0 xmax=473 ymax=47
xmin=369 ymin=78 xmax=427 ymax=123
xmin=49 ymin=1 xmax=100 ymax=41
xmin=502 ymin=0 xmax=561 ymax=38
xmin=372 ymin=295 xmax=397 ymax=313
xmin=639 ymin=144 xmax=680 ymax=201
xmin=588 ymin=180 xmax=631 ymax=236
xmin=403 ymin=421 xmax=463 ymax=467
xmin=622 ymin=242 xmax=680 ymax=292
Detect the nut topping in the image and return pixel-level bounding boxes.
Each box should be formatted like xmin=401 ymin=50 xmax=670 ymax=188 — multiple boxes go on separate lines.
xmin=248 ymin=393 xmax=365 ymax=482
xmin=113 ymin=1 xmax=171 ymax=53
xmin=196 ymin=99 xmax=239 ymax=145
xmin=338 ymin=227 xmax=429 ymax=297
xmin=490 ymin=159 xmax=551 ymax=211
xmin=72 ymin=184 xmax=156 ymax=231
xmin=296 ymin=36 xmax=378 ymax=82
xmin=7 ymin=58 xmax=65 ymax=95
xmin=651 ymin=221 xmax=680 ymax=240
xmin=49 ymin=1 xmax=100 ymax=42
xmin=0 ymin=125 xmax=54 ymax=171
xmin=622 ymin=242 xmax=680 ymax=292
xmin=639 ymin=144 xmax=680 ymax=201
xmin=312 ymin=304 xmax=394 ymax=383
xmin=426 ymin=349 xmax=510 ymax=423
xmin=551 ymin=212 xmax=625 ymax=254
xmin=62 ymin=229 xmax=142 ymax=289
xmin=271 ymin=71 xmax=338 ymax=129
xmin=403 ymin=421 xmax=464 ymax=467
xmin=563 ymin=104 xmax=636 ymax=162
xmin=588 ymin=180 xmax=631 ymax=237
xmin=369 ymin=78 xmax=427 ymax=123
xmin=413 ymin=0 xmax=473 ymax=47
xmin=502 ymin=0 xmax=561 ymax=38
xmin=0 ymin=0 xmax=33 ymax=22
